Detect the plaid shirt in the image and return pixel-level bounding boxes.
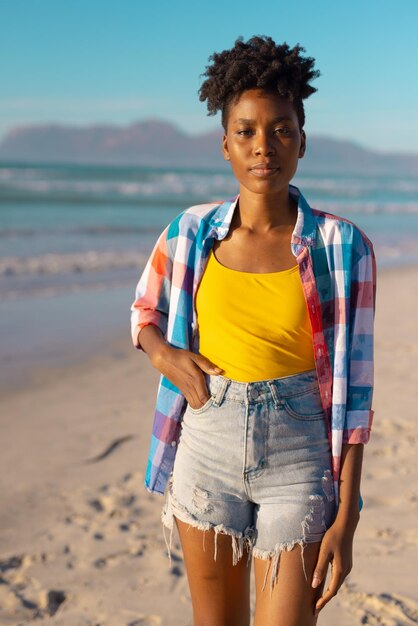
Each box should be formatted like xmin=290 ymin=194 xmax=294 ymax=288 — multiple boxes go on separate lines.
xmin=131 ymin=184 xmax=376 ymax=506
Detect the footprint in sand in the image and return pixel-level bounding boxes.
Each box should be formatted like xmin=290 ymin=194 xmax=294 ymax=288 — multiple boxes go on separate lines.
xmin=127 ymin=616 xmax=162 ymax=626
xmin=38 ymin=589 xmax=67 ymax=616
xmin=88 ymin=495 xmax=117 ymax=514
xmin=0 ymin=554 xmax=67 ymax=619
xmin=86 ymin=489 xmax=138 ymax=519
xmin=340 ymin=584 xmax=418 ymax=625
xmin=374 ymin=527 xmax=399 ymax=540
xmin=93 ymin=549 xmax=132 ymax=569
xmin=93 ymin=544 xmax=146 ymax=569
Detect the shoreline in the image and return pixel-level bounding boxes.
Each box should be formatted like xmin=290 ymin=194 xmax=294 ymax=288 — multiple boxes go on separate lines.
xmin=0 ymin=283 xmax=136 ymax=397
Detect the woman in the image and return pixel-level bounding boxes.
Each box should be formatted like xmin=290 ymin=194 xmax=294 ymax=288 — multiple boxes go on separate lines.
xmin=131 ymin=35 xmax=376 ymax=625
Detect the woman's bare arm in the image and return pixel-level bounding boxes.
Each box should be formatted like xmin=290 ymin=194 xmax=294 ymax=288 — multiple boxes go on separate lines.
xmin=312 ymin=442 xmax=364 ymax=614
xmin=136 ymin=324 xmax=168 ymax=363
xmin=335 ymin=442 xmax=363 ymax=526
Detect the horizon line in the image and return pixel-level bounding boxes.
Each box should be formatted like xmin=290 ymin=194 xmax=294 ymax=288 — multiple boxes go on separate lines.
xmin=1 ymin=118 xmax=418 ymax=158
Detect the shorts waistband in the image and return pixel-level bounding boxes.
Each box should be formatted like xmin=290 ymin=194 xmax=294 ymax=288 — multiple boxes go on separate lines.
xmin=205 ymin=369 xmax=319 ymax=406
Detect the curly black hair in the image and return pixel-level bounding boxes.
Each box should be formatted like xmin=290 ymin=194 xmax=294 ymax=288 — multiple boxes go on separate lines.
xmin=198 ymin=35 xmax=320 ymax=131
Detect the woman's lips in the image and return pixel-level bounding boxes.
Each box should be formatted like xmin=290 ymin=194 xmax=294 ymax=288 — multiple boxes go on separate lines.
xmin=249 ymin=167 xmax=280 ymax=178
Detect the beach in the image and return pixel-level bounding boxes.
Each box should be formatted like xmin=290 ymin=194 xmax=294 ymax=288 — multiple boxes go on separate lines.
xmin=1 ymin=264 xmax=418 ymax=625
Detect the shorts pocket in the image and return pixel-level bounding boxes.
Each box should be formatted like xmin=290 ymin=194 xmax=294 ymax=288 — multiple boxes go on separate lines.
xmin=187 ymin=395 xmax=214 ymax=414
xmin=283 ymin=386 xmax=325 ymax=421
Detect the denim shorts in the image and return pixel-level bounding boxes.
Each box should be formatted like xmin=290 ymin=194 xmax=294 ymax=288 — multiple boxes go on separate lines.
xmin=161 ymin=368 xmax=336 ymax=589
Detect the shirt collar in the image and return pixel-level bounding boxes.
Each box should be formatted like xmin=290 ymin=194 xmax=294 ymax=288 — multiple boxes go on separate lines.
xmin=208 ymin=184 xmax=317 ymax=248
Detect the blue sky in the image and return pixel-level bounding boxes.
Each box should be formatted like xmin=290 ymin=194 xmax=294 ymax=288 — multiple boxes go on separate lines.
xmin=1 ymin=0 xmax=417 ymax=153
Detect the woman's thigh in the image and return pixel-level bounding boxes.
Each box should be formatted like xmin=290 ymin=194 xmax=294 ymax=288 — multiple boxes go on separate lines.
xmin=175 ymin=517 xmax=252 ymax=626
xmin=253 ymin=542 xmax=325 ymax=626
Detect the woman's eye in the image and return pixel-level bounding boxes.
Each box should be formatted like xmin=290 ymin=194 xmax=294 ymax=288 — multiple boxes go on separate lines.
xmin=236 ymin=127 xmax=292 ymax=137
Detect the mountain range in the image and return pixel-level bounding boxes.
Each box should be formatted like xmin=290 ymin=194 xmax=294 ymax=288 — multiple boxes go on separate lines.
xmin=1 ymin=119 xmax=417 ymax=176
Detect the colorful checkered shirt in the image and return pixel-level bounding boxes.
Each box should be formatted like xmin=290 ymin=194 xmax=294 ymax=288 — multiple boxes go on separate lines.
xmin=131 ymin=184 xmax=376 ymax=506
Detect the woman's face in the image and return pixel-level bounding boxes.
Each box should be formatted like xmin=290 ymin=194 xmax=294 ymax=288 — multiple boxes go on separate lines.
xmin=222 ymin=89 xmax=306 ymax=197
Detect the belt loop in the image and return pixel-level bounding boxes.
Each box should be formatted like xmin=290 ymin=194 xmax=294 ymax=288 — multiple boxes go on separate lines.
xmin=212 ymin=377 xmax=229 ymax=407
xmin=267 ymin=381 xmax=281 ymax=408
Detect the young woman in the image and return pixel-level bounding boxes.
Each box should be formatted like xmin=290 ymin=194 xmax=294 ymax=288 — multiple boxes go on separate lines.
xmin=131 ymin=35 xmax=376 ymax=626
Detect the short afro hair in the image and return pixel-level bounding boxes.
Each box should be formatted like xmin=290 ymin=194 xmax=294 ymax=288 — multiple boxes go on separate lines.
xmin=198 ymin=35 xmax=320 ymax=131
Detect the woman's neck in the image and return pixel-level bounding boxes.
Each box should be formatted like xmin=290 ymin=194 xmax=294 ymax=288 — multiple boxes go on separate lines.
xmin=236 ymin=185 xmax=297 ymax=234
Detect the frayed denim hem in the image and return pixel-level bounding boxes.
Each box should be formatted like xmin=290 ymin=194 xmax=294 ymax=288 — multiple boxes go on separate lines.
xmin=161 ymin=476 xmax=254 ymax=568
xmin=161 ymin=476 xmax=328 ymax=593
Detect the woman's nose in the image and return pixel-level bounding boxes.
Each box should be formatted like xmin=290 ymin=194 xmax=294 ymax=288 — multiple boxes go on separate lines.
xmin=254 ymin=133 xmax=275 ymax=156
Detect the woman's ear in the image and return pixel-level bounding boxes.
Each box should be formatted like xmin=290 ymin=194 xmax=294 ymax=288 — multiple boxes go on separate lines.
xmin=299 ymin=130 xmax=306 ymax=159
xmin=222 ymin=133 xmax=230 ymax=161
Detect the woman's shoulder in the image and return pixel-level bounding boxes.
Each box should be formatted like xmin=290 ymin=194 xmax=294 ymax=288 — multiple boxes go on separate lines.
xmin=152 ymin=199 xmax=230 ymax=260
xmin=311 ymin=206 xmax=374 ymax=254
xmin=165 ymin=198 xmax=233 ymax=239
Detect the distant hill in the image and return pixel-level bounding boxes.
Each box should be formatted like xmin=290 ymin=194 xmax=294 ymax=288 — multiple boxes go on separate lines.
xmin=1 ymin=119 xmax=417 ymax=176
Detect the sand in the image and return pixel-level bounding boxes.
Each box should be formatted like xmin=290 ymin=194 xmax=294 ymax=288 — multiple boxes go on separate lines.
xmin=1 ymin=266 xmax=417 ymax=625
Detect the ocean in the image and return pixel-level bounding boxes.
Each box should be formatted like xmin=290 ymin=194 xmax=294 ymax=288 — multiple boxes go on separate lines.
xmin=1 ymin=163 xmax=418 ymax=390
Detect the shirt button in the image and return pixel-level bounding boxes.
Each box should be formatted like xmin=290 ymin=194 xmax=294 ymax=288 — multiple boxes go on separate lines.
xmin=171 ymin=441 xmax=177 ymax=448
xmin=250 ymin=388 xmax=259 ymax=400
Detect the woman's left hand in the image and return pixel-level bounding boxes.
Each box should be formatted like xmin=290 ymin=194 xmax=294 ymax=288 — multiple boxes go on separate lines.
xmin=311 ymin=518 xmax=356 ymax=615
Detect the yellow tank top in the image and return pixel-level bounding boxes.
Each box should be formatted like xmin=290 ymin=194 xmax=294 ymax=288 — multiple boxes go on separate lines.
xmin=195 ymin=249 xmax=315 ymax=382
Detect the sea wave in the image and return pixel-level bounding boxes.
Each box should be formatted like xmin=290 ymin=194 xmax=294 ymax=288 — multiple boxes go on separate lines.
xmin=298 ymin=176 xmax=418 ymax=195
xmin=0 ymin=225 xmax=162 ymax=238
xmin=0 ymin=167 xmax=238 ymax=203
xmin=0 ymin=250 xmax=148 ymax=277
xmin=2 ymin=239 xmax=417 ymax=279
xmin=1 ymin=240 xmax=418 ymax=303
xmin=313 ymin=200 xmax=418 ymax=214
xmin=1 ymin=163 xmax=418 ymax=220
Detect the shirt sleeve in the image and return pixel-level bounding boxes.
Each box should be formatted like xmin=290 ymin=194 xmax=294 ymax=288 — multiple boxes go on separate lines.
xmin=130 ymin=224 xmax=173 ymax=351
xmin=344 ymin=236 xmax=377 ymax=444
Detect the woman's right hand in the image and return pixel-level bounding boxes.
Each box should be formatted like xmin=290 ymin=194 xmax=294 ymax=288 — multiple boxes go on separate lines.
xmin=152 ymin=344 xmax=223 ymax=410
